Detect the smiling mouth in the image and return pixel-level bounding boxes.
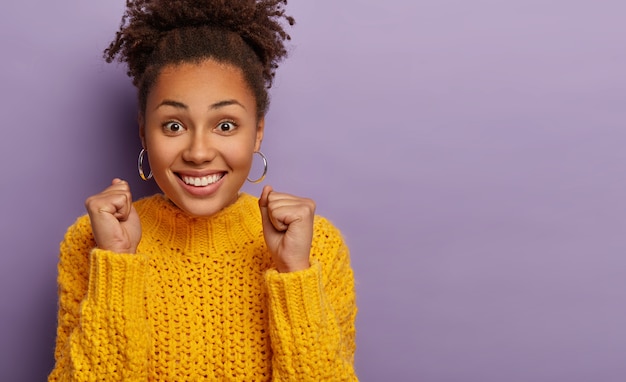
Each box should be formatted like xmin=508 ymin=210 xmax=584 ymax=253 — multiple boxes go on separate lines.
xmin=179 ymin=173 xmax=225 ymax=187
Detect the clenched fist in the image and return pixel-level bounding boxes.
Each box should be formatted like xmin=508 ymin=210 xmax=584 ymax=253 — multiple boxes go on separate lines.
xmin=85 ymin=178 xmax=142 ymax=254
xmin=259 ymin=185 xmax=315 ymax=273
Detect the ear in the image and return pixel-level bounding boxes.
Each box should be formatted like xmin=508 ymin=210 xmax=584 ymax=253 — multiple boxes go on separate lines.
xmin=254 ymin=118 xmax=265 ymax=152
xmin=138 ymin=112 xmax=146 ymax=148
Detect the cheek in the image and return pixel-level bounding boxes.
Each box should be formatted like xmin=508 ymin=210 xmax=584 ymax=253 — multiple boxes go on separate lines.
xmin=224 ymin=138 xmax=256 ymax=169
xmin=146 ymin=138 xmax=179 ymax=169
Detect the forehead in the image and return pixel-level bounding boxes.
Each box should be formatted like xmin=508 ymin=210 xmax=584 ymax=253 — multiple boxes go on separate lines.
xmin=148 ymin=59 xmax=256 ymax=110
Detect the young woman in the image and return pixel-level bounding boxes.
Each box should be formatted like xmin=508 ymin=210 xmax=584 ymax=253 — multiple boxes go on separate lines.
xmin=48 ymin=1 xmax=357 ymax=380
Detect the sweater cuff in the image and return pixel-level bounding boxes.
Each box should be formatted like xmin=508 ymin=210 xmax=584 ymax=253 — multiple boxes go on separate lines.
xmin=265 ymin=261 xmax=325 ymax=331
xmin=87 ymin=249 xmax=148 ymax=321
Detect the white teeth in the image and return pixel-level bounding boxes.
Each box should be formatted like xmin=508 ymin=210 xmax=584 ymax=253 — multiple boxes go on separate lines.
xmin=181 ymin=174 xmax=223 ymax=186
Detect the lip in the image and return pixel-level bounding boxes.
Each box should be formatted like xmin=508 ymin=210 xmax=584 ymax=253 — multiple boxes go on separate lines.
xmin=174 ymin=171 xmax=226 ymax=197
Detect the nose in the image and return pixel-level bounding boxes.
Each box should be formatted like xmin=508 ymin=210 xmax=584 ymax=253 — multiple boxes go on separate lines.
xmin=182 ymin=131 xmax=217 ymax=165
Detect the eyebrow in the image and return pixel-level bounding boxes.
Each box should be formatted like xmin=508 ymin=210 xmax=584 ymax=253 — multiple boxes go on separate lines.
xmin=211 ymin=99 xmax=246 ymax=111
xmin=155 ymin=100 xmax=187 ymax=110
xmin=155 ymin=99 xmax=246 ymax=111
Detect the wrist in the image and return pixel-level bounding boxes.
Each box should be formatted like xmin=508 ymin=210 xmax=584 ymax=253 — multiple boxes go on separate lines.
xmin=275 ymin=259 xmax=310 ymax=273
xmin=96 ymin=244 xmax=138 ymax=254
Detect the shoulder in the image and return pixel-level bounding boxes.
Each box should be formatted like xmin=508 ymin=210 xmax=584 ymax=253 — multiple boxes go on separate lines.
xmin=235 ymin=193 xmax=261 ymax=208
xmin=310 ymin=215 xmax=348 ymax=260
xmin=313 ymin=215 xmax=344 ymax=241
xmin=58 ymin=213 xmax=94 ymax=277
xmin=309 ymin=215 xmax=354 ymax=288
xmin=61 ymin=213 xmax=94 ymax=248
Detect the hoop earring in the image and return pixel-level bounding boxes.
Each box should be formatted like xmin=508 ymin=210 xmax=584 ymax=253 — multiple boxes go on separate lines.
xmin=247 ymin=151 xmax=268 ymax=184
xmin=138 ymin=148 xmax=153 ymax=181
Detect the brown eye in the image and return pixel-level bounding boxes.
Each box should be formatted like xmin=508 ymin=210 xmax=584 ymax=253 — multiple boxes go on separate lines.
xmin=217 ymin=121 xmax=237 ymax=133
xmin=163 ymin=121 xmax=184 ymax=133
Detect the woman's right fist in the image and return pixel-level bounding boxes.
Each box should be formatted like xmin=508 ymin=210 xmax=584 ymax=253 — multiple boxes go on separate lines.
xmin=85 ymin=178 xmax=142 ymax=254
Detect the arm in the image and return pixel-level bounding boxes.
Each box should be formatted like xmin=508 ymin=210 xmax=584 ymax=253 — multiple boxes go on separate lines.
xmin=48 ymin=216 xmax=151 ymax=382
xmin=265 ymin=217 xmax=358 ymax=381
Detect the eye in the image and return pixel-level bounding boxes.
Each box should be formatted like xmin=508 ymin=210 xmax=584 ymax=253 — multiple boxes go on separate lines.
xmin=216 ymin=121 xmax=237 ymax=133
xmin=163 ymin=121 xmax=184 ymax=133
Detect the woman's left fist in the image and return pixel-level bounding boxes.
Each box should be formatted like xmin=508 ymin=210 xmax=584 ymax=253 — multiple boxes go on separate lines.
xmin=259 ymin=185 xmax=315 ymax=272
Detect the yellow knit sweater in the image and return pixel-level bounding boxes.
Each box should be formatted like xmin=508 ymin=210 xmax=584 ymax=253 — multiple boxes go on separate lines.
xmin=49 ymin=193 xmax=357 ymax=381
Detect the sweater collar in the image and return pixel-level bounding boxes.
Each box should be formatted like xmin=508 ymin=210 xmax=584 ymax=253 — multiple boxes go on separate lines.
xmin=136 ymin=193 xmax=264 ymax=255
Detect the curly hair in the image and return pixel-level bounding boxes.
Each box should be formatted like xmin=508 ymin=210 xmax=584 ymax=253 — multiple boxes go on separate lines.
xmin=104 ymin=0 xmax=294 ymax=119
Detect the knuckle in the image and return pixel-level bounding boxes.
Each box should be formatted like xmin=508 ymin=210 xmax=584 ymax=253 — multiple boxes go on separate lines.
xmin=85 ymin=195 xmax=101 ymax=209
xmin=305 ymin=199 xmax=316 ymax=212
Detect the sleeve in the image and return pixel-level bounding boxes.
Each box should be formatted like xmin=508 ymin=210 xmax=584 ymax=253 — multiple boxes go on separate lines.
xmin=265 ymin=217 xmax=358 ymax=381
xmin=48 ymin=216 xmax=151 ymax=382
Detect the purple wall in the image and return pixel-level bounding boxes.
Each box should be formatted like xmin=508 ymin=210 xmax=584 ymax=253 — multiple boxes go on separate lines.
xmin=1 ymin=1 xmax=625 ymax=380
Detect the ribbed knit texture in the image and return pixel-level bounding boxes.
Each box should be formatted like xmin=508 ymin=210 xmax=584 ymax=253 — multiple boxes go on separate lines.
xmin=49 ymin=193 xmax=357 ymax=381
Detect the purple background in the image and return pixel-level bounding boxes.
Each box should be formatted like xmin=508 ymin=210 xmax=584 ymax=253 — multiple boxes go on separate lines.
xmin=1 ymin=1 xmax=625 ymax=381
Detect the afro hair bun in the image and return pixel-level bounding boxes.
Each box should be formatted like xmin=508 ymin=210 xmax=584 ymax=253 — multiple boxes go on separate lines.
xmin=104 ymin=0 xmax=294 ymax=88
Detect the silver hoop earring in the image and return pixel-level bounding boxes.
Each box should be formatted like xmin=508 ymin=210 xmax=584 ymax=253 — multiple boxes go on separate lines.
xmin=138 ymin=148 xmax=153 ymax=181
xmin=247 ymin=151 xmax=268 ymax=184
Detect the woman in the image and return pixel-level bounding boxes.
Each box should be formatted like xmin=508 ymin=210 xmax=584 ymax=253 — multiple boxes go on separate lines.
xmin=48 ymin=0 xmax=357 ymax=380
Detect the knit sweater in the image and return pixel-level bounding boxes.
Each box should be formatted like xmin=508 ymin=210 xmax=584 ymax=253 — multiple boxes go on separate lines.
xmin=48 ymin=193 xmax=357 ymax=381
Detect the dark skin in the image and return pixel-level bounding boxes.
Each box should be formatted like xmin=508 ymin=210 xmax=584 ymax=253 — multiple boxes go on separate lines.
xmin=85 ymin=181 xmax=314 ymax=272
xmin=92 ymin=0 xmax=306 ymax=271
xmin=86 ymin=59 xmax=313 ymax=272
